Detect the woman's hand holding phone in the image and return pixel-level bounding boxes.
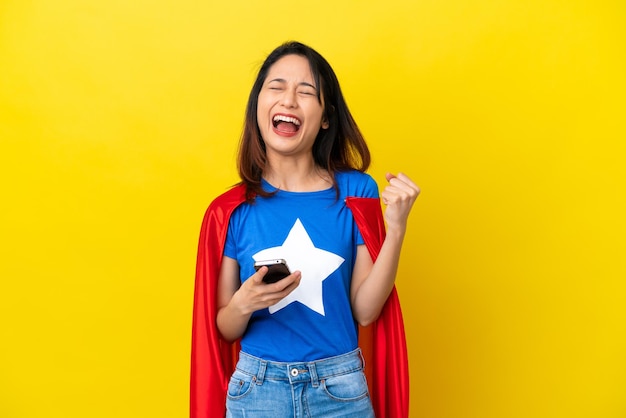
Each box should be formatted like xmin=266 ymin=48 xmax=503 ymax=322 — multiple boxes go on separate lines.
xmin=216 ymin=257 xmax=301 ymax=342
xmin=233 ymin=261 xmax=301 ymax=314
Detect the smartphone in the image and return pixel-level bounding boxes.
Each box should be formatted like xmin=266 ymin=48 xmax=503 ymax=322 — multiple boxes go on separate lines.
xmin=253 ymin=259 xmax=291 ymax=284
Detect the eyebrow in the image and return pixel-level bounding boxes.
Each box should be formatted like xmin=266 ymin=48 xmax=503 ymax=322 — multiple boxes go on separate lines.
xmin=267 ymin=78 xmax=317 ymax=90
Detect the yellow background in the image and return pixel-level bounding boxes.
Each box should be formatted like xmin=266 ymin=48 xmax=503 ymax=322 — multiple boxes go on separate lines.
xmin=1 ymin=1 xmax=624 ymax=417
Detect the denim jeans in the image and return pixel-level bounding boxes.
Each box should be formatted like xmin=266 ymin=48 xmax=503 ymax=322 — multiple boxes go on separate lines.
xmin=226 ymin=348 xmax=375 ymax=417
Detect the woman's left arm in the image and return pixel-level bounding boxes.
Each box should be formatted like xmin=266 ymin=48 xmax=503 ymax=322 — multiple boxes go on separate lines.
xmin=351 ymin=172 xmax=420 ymax=326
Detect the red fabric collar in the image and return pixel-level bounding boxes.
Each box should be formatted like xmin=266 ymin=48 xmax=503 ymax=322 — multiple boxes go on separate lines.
xmin=190 ymin=184 xmax=409 ymax=417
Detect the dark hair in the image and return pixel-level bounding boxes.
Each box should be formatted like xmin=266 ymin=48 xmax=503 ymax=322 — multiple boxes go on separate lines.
xmin=237 ymin=41 xmax=370 ymax=200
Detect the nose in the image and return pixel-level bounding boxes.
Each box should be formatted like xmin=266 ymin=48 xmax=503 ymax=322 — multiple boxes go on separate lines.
xmin=280 ymin=87 xmax=298 ymax=108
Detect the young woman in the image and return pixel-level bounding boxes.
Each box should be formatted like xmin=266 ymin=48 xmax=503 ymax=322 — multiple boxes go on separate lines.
xmin=191 ymin=41 xmax=420 ymax=418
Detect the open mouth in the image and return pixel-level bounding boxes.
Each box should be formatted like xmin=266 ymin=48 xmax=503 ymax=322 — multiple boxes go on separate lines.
xmin=272 ymin=114 xmax=301 ymax=134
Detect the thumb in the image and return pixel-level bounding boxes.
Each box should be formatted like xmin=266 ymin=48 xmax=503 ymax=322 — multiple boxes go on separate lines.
xmin=385 ymin=172 xmax=397 ymax=182
xmin=254 ymin=266 xmax=268 ymax=283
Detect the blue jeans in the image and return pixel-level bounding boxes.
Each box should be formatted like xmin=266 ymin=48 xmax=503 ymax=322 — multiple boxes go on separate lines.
xmin=226 ymin=348 xmax=375 ymax=417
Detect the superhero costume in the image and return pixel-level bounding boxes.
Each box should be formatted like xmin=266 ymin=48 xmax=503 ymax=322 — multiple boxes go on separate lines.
xmin=190 ymin=183 xmax=409 ymax=417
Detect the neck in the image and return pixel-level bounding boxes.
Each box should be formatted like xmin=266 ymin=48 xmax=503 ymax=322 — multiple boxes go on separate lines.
xmin=264 ymin=158 xmax=331 ymax=192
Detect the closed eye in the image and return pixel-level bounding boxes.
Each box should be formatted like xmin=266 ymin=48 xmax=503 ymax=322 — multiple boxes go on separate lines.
xmin=266 ymin=79 xmax=285 ymax=90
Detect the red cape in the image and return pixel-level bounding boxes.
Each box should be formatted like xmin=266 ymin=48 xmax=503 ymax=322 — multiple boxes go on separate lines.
xmin=190 ymin=184 xmax=409 ymax=417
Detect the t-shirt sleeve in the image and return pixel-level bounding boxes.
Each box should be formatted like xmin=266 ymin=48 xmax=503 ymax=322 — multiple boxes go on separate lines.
xmin=361 ymin=174 xmax=380 ymax=198
xmin=223 ymin=214 xmax=237 ymax=259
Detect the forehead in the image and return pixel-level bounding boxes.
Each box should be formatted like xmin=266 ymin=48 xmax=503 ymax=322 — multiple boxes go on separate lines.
xmin=265 ymin=54 xmax=315 ymax=82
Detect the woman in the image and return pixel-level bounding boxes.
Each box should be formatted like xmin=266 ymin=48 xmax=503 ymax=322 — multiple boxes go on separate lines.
xmin=190 ymin=41 xmax=420 ymax=418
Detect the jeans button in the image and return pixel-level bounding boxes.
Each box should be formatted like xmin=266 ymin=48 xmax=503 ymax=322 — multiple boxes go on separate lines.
xmin=290 ymin=368 xmax=299 ymax=377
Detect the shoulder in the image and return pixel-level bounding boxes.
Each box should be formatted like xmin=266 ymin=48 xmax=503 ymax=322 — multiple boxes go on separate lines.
xmin=196 ymin=184 xmax=247 ymax=238
xmin=207 ymin=184 xmax=247 ymax=213
xmin=336 ymin=170 xmax=379 ymax=198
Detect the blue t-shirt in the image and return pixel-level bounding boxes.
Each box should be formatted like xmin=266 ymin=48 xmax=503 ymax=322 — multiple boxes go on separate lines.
xmin=223 ymin=170 xmax=379 ymax=362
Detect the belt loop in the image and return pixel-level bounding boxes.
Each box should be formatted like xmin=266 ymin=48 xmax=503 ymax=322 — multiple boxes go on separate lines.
xmin=256 ymin=359 xmax=267 ymax=385
xmin=358 ymin=347 xmax=366 ymax=369
xmin=308 ymin=362 xmax=320 ymax=387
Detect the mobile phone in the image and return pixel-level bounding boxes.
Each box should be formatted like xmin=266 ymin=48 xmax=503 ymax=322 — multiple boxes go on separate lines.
xmin=253 ymin=259 xmax=291 ymax=284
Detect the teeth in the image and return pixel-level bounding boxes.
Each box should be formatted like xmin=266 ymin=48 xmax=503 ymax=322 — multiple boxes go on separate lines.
xmin=273 ymin=115 xmax=301 ymax=126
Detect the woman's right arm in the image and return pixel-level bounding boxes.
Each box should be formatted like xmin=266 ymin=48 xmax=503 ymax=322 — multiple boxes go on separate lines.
xmin=216 ymin=255 xmax=302 ymax=342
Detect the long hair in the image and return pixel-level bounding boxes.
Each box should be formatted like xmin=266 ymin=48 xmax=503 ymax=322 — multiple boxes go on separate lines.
xmin=237 ymin=41 xmax=370 ymax=200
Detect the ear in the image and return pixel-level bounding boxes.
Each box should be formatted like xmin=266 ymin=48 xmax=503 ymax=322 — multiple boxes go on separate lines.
xmin=321 ymin=117 xmax=329 ymax=129
xmin=321 ymin=105 xmax=333 ymax=129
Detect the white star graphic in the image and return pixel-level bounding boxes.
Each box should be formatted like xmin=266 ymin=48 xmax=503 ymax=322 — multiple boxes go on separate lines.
xmin=253 ymin=218 xmax=344 ymax=315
